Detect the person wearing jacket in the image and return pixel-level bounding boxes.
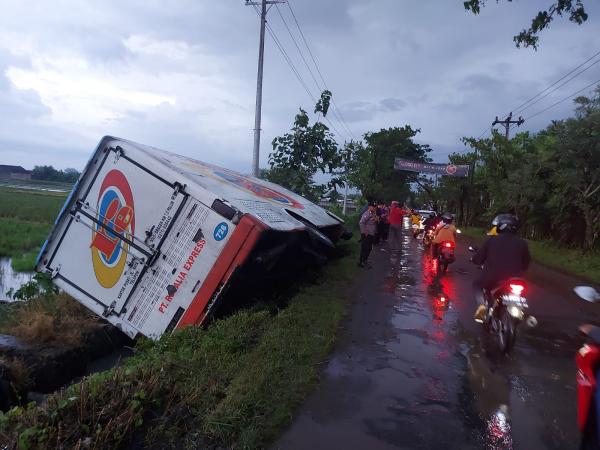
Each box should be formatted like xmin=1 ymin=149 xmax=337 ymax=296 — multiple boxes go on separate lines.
xmin=471 ymin=214 xmax=531 ymax=321
xmin=358 ymin=202 xmax=379 ymax=267
xmin=432 ymin=213 xmax=457 ymax=256
xmin=388 ymin=201 xmax=404 ymax=250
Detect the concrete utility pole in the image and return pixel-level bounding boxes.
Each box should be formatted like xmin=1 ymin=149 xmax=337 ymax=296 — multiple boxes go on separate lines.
xmin=246 ymin=0 xmax=285 ymax=177
xmin=492 ymin=112 xmax=524 ymax=140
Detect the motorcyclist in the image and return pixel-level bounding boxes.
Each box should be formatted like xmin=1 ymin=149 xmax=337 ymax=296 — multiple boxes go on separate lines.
xmin=423 ymin=213 xmax=437 ymax=232
xmin=432 ymin=213 xmax=457 ymax=256
xmin=471 ymin=214 xmax=531 ymax=322
xmin=410 ymin=210 xmax=422 ymax=237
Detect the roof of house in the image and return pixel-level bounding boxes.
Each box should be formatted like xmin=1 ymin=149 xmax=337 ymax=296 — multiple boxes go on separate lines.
xmin=0 ymin=165 xmax=30 ymax=173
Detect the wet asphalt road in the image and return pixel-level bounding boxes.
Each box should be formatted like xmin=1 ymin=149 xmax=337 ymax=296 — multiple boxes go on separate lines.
xmin=277 ymin=220 xmax=600 ymax=450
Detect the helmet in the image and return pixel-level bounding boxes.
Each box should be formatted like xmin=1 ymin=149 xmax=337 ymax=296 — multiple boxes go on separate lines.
xmin=491 ymin=214 xmax=519 ymax=233
xmin=441 ymin=213 xmax=453 ymax=224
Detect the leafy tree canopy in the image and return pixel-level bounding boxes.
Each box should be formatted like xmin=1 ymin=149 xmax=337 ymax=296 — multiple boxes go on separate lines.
xmin=267 ymin=91 xmax=342 ymax=202
xmin=464 ymin=0 xmax=589 ymax=49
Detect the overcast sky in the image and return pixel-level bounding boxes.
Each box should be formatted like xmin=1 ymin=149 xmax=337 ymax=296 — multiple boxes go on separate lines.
xmin=1 ymin=0 xmax=599 ymax=173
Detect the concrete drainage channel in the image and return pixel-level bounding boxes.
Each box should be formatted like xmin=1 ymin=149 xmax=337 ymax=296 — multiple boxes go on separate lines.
xmin=0 ymin=324 xmax=132 ymax=411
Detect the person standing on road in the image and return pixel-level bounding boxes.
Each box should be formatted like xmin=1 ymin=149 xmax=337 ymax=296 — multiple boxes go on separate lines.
xmin=388 ymin=201 xmax=404 ymax=250
xmin=358 ymin=202 xmax=378 ymax=267
xmin=471 ymin=214 xmax=531 ymax=321
xmin=374 ymin=202 xmax=385 ymax=245
xmin=380 ymin=203 xmax=390 ymax=243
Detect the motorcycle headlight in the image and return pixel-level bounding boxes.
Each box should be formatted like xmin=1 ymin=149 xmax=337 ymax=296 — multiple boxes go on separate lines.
xmin=508 ymin=305 xmax=524 ymax=320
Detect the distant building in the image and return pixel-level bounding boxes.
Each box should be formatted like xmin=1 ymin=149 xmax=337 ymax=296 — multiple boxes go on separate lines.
xmin=0 ymin=165 xmax=31 ymax=180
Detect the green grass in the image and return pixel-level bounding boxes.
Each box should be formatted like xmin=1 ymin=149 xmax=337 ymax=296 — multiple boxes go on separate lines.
xmin=461 ymin=227 xmax=600 ymax=284
xmin=0 ymin=188 xmax=66 ymax=223
xmin=0 ymin=241 xmax=360 ymax=449
xmin=0 ymin=188 xmax=65 ymax=271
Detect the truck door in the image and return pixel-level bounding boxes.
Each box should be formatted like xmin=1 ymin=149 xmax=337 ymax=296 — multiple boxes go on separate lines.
xmin=43 ymin=146 xmax=187 ymax=317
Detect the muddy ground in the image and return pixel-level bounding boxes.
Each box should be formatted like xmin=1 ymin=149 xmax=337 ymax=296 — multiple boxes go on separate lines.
xmin=277 ymin=220 xmax=598 ymax=450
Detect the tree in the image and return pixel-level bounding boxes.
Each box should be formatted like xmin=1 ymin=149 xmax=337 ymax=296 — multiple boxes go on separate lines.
xmin=546 ymin=96 xmax=600 ymax=249
xmin=464 ymin=0 xmax=589 ymax=49
xmin=431 ymin=85 xmax=600 ymax=250
xmin=31 ymin=165 xmax=80 ymax=183
xmin=268 ymin=91 xmax=342 ymax=202
xmin=348 ymin=126 xmax=431 ymax=202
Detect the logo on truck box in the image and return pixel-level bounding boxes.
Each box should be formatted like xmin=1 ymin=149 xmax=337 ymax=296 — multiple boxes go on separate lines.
xmin=90 ymin=169 xmax=136 ymax=288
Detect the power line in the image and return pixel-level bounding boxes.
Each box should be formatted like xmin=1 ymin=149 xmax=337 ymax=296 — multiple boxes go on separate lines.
xmin=250 ymin=3 xmax=348 ymax=140
xmin=277 ymin=1 xmax=354 ymax=141
xmin=285 ymin=0 xmax=357 ymax=141
xmin=513 ymin=57 xmax=600 ymax=115
xmin=524 ymin=77 xmax=600 ymax=121
xmin=275 ymin=4 xmax=323 ymax=94
xmin=509 ymin=49 xmax=600 ymax=114
xmin=472 ymin=50 xmax=600 ymax=141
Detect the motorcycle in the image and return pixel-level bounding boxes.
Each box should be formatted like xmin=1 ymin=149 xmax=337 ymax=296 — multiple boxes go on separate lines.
xmin=423 ymin=228 xmax=434 ymax=247
xmin=574 ymin=285 xmax=600 ymax=449
xmin=412 ymin=223 xmax=422 ymax=238
xmin=436 ymin=240 xmax=456 ymax=274
xmin=468 ymin=246 xmax=536 ymax=354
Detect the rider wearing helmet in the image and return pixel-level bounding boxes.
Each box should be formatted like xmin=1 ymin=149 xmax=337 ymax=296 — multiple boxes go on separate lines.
xmin=472 ymin=214 xmax=531 ymax=321
xmin=432 ymin=213 xmax=456 ymax=255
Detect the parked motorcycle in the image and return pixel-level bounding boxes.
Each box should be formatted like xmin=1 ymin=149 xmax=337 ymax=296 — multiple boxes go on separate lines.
xmin=574 ymin=285 xmax=600 ymax=450
xmin=468 ymin=246 xmax=537 ymax=354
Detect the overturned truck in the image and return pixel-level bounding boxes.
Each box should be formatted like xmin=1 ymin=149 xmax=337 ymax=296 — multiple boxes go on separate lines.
xmin=36 ymin=137 xmax=350 ymax=340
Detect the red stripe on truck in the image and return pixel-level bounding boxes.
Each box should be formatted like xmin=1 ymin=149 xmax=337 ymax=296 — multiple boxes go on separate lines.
xmin=176 ymin=214 xmax=266 ymax=328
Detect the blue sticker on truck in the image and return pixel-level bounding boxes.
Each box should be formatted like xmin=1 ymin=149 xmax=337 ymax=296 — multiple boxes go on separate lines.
xmin=214 ymin=222 xmax=229 ymax=241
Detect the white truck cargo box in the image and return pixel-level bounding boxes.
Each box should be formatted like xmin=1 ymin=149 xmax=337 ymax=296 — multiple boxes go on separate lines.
xmin=36 ymin=137 xmax=345 ymax=339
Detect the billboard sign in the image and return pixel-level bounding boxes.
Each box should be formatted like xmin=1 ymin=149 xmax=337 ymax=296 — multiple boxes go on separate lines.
xmin=394 ymin=158 xmax=470 ymax=177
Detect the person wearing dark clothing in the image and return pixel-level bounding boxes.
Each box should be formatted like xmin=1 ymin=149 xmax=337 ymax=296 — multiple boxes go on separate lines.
xmin=423 ymin=214 xmax=436 ymax=232
xmin=471 ymin=213 xmax=530 ymax=321
xmin=376 ymin=203 xmax=389 ymax=243
xmin=358 ymin=203 xmax=378 ymax=267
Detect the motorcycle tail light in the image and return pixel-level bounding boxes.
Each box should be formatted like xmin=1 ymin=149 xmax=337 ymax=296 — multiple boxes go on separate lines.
xmin=509 ymin=281 xmax=526 ymax=296
xmin=443 ymin=241 xmax=455 ymax=249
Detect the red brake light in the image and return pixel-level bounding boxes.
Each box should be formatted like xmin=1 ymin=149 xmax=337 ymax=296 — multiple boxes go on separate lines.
xmin=443 ymin=241 xmax=455 ymax=249
xmin=509 ymin=281 xmax=526 ymax=296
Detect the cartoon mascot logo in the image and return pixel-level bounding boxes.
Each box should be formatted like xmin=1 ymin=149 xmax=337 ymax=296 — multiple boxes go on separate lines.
xmin=446 ymin=164 xmax=458 ymax=175
xmin=90 ymin=170 xmax=135 ymax=288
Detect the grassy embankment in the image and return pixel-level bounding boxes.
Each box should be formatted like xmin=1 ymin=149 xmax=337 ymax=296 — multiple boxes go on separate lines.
xmin=0 ymin=237 xmax=361 ymax=448
xmin=461 ymin=227 xmax=600 ymax=284
xmin=0 ymin=188 xmax=66 ymax=271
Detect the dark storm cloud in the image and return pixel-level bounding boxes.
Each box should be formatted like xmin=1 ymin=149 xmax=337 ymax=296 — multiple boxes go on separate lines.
xmin=340 ymin=97 xmax=406 ymax=122
xmin=0 ymin=0 xmax=599 ymax=170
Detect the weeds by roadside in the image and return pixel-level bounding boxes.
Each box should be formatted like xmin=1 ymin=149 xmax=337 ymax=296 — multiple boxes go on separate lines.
xmin=0 ymin=293 xmax=100 ymax=347
xmin=0 ymin=240 xmax=359 ymax=449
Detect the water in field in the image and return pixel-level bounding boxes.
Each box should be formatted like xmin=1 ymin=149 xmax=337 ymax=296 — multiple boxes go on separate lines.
xmin=0 ymin=258 xmax=34 ymax=301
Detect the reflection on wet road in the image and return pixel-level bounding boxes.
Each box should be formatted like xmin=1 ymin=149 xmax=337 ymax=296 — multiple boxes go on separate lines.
xmin=277 ymin=220 xmax=589 ymax=449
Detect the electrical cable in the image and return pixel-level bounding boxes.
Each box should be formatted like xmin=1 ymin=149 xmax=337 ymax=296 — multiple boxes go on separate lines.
xmin=524 ymin=77 xmax=600 ymax=121
xmin=509 ymin=49 xmax=600 ymax=114
xmin=513 ymin=58 xmax=600 ymax=115
xmin=251 ymin=3 xmax=348 ymax=140
xmin=472 ymin=50 xmax=600 ymax=141
xmin=285 ymin=0 xmax=357 ymax=140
